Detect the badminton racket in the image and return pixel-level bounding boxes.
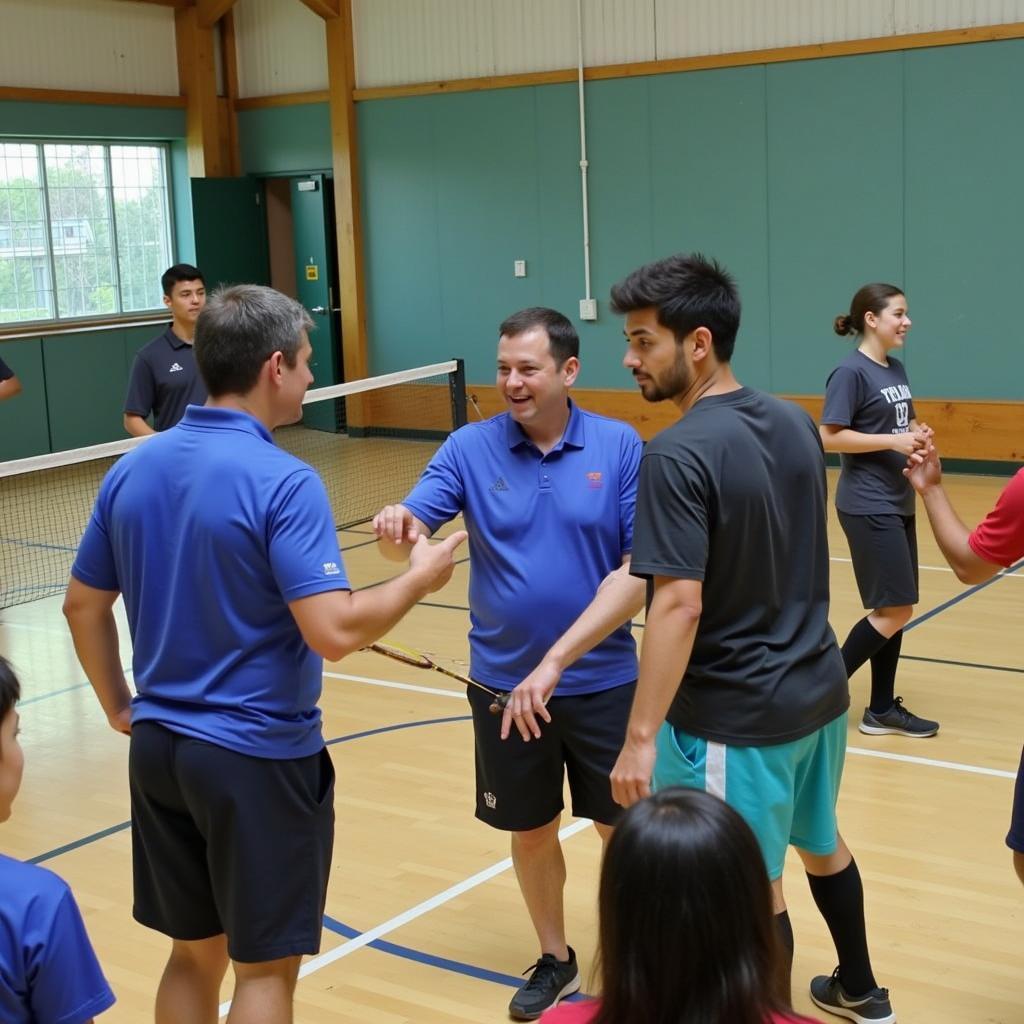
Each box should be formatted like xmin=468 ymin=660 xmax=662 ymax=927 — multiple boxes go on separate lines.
xmin=364 ymin=640 xmax=509 ymax=715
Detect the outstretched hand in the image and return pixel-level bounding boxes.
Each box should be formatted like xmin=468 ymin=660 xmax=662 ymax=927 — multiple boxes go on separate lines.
xmin=904 ymin=442 xmax=942 ymax=492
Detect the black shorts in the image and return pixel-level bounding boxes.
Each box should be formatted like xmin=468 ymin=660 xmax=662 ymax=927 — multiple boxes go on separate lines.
xmin=1007 ymin=744 xmax=1024 ymax=854
xmin=129 ymin=721 xmax=335 ymax=962
xmin=838 ymin=512 xmax=919 ymax=609
xmin=468 ymin=681 xmax=635 ymax=832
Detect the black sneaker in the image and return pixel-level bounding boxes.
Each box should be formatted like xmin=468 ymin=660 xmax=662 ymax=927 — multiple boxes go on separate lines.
xmin=810 ymin=967 xmax=896 ymax=1024
xmin=859 ymin=696 xmax=938 ymax=738
xmin=508 ymin=947 xmax=581 ymax=1020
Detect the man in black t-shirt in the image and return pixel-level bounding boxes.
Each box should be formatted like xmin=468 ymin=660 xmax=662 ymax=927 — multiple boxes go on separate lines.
xmin=608 ymin=254 xmax=895 ymax=1024
xmin=123 ymin=264 xmax=207 ymax=436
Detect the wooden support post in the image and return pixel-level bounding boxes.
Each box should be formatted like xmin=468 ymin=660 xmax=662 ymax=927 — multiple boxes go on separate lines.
xmin=324 ymin=1 xmax=368 ymax=397
xmin=175 ymin=4 xmax=229 ymax=177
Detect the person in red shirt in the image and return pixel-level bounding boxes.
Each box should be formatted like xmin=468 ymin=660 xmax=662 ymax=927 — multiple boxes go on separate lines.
xmin=905 ymin=446 xmax=1024 ymax=885
xmin=542 ymin=788 xmax=822 ymax=1024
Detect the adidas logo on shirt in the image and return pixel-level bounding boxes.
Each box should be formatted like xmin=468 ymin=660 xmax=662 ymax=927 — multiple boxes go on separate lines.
xmin=169 ymin=362 xmax=184 ymax=373
xmin=490 ymin=477 xmax=509 ymax=493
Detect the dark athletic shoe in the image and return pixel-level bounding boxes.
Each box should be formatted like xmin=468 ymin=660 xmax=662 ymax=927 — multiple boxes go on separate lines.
xmin=810 ymin=967 xmax=896 ymax=1024
xmin=859 ymin=696 xmax=938 ymax=738
xmin=508 ymin=946 xmax=581 ymax=1020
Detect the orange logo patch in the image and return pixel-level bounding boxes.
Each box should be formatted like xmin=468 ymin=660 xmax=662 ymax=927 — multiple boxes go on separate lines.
xmin=587 ymin=471 xmax=603 ymax=489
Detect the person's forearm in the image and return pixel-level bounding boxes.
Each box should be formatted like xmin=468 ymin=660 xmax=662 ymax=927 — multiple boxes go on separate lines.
xmin=626 ymin=592 xmax=700 ymax=742
xmin=919 ymin=485 xmax=993 ymax=583
xmin=542 ymin=568 xmax=645 ymax=673
xmin=820 ymin=427 xmax=899 ymax=454
xmin=0 ymin=377 xmax=22 ymax=400
xmin=65 ymin=606 xmax=132 ymax=718
xmin=123 ymin=414 xmax=155 ymax=437
xmin=325 ymin=569 xmax=436 ymax=658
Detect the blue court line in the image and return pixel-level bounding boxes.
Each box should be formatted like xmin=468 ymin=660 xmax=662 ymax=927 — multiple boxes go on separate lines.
xmin=0 ymin=535 xmax=78 ymax=554
xmin=28 ymin=820 xmax=131 ymax=865
xmin=321 ymin=914 xmax=589 ymax=1000
xmin=19 ymin=682 xmax=91 ymax=706
xmin=902 ymin=654 xmax=1023 ymax=675
xmin=325 ymin=714 xmax=471 ymax=746
xmin=904 ymin=558 xmax=1024 ymax=633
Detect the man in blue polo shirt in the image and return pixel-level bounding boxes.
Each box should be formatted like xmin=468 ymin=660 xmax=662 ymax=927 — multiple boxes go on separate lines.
xmin=123 ymin=263 xmax=208 ymax=436
xmin=374 ymin=307 xmax=645 ymax=1020
xmin=64 ymin=285 xmax=465 ymax=1024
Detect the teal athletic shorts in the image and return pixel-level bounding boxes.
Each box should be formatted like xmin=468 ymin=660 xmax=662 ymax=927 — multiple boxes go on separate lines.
xmin=653 ymin=713 xmax=847 ymax=879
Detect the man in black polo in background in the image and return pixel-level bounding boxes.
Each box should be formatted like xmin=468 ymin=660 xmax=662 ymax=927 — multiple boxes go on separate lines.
xmin=123 ymin=264 xmax=207 ymax=436
xmin=0 ymin=354 xmax=21 ymax=402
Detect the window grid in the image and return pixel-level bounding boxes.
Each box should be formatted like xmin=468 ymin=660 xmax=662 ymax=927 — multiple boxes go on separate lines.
xmin=0 ymin=140 xmax=173 ymax=326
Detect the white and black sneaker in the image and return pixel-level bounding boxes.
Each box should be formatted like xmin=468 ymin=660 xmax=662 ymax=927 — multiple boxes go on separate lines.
xmin=859 ymin=696 xmax=938 ymax=738
xmin=508 ymin=946 xmax=581 ymax=1020
xmin=810 ymin=967 xmax=896 ymax=1024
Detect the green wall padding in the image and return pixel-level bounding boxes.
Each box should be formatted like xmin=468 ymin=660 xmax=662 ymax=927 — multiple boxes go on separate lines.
xmin=0 ymin=339 xmax=50 ymax=460
xmin=237 ymin=38 xmax=1024 ymax=400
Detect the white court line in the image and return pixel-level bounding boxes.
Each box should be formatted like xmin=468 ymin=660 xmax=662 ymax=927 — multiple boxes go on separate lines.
xmin=217 ymin=818 xmax=593 ymax=1018
xmin=324 ymin=670 xmax=464 ymax=701
xmin=846 ymin=745 xmax=1015 ymax=779
xmin=830 ymin=555 xmax=1023 ymax=578
xmin=328 ymin=672 xmax=1018 ymax=782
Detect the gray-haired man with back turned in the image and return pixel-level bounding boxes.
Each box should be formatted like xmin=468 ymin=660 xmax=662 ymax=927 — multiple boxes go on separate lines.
xmin=65 ymin=284 xmax=465 ymax=1023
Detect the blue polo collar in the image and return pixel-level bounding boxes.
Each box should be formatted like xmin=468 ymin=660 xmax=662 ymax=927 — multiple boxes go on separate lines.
xmin=179 ymin=405 xmax=274 ymax=444
xmin=506 ymin=398 xmax=585 ymax=452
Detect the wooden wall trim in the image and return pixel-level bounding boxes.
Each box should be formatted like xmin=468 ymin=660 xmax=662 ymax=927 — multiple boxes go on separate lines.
xmin=234 ymin=90 xmax=330 ymax=111
xmin=0 ymin=315 xmax=167 ymax=343
xmin=352 ymin=21 xmax=1024 ymax=102
xmin=465 ymin=388 xmax=1024 ymax=462
xmin=0 ymin=85 xmax=185 ymax=109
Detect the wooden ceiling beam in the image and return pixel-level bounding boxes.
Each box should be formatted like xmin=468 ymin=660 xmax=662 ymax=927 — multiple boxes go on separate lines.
xmin=196 ymin=0 xmax=237 ymax=29
xmin=297 ymin=0 xmax=342 ymax=19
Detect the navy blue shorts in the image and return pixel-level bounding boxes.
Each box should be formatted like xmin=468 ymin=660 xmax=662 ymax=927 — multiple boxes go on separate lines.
xmin=468 ymin=681 xmax=635 ymax=832
xmin=1007 ymin=744 xmax=1024 ymax=854
xmin=129 ymin=721 xmax=335 ymax=962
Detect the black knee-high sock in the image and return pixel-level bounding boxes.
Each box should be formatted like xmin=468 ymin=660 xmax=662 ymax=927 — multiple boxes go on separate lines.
xmin=869 ymin=629 xmax=902 ymax=714
xmin=840 ymin=617 xmax=889 ymax=679
xmin=806 ymin=860 xmax=877 ymax=995
xmin=774 ymin=910 xmax=794 ymax=1005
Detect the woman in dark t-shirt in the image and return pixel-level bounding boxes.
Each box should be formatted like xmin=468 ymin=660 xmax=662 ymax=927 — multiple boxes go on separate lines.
xmin=819 ymin=283 xmax=938 ymax=739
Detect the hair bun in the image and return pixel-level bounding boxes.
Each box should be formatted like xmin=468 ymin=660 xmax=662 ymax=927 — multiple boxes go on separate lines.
xmin=833 ymin=314 xmax=854 ymax=336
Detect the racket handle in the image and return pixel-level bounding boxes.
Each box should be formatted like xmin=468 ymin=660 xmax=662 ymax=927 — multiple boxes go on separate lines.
xmin=488 ymin=692 xmax=510 ymax=715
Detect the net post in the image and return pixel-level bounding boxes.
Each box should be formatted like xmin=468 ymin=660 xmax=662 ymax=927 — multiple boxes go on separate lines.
xmin=450 ymin=358 xmax=468 ymax=429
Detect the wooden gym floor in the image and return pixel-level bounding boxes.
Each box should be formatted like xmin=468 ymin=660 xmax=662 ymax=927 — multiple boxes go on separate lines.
xmin=1 ymin=469 xmax=1022 ymax=1022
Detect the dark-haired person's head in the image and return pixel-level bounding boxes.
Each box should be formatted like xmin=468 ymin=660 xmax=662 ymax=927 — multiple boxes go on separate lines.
xmin=496 ymin=307 xmax=580 ymax=434
xmin=833 ymin=283 xmax=906 ymax=338
xmin=0 ymin=656 xmax=23 ymax=823
xmin=161 ymin=264 xmax=207 ymax=331
xmin=591 ymin=788 xmax=787 ymax=1024
xmin=611 ymin=253 xmax=740 ymax=361
xmin=161 ymin=263 xmax=205 ymax=297
xmin=195 ymin=285 xmax=314 ymax=409
xmin=499 ymin=307 xmax=579 ymax=368
xmin=612 ymin=254 xmax=740 ymax=404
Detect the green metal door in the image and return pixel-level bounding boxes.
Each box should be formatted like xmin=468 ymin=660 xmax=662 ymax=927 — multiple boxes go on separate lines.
xmin=190 ymin=177 xmax=270 ymax=290
xmin=291 ymin=174 xmax=341 ymax=431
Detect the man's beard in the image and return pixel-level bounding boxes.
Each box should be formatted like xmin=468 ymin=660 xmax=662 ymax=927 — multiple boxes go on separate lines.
xmin=637 ymin=356 xmax=692 ymax=403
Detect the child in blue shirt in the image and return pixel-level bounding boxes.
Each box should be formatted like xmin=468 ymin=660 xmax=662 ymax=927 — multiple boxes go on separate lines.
xmin=0 ymin=655 xmax=115 ymax=1023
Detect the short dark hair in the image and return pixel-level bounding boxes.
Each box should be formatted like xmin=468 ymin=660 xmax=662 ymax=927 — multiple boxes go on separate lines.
xmin=834 ymin=283 xmax=904 ymax=337
xmin=591 ymin=789 xmax=787 ymax=1024
xmin=498 ymin=307 xmax=579 ymax=367
xmin=0 ymin=656 xmax=20 ymax=734
xmin=194 ymin=285 xmax=313 ymax=398
xmin=161 ymin=264 xmax=205 ymax=296
xmin=610 ymin=253 xmax=741 ymax=362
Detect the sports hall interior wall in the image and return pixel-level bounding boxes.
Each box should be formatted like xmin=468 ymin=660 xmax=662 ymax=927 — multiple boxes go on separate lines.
xmin=0 ymin=100 xmax=193 ymax=460
xmin=247 ymin=34 xmax=1024 ymax=460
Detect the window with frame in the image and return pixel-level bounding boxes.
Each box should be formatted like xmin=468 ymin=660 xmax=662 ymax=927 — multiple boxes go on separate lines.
xmin=0 ymin=141 xmax=174 ymax=325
